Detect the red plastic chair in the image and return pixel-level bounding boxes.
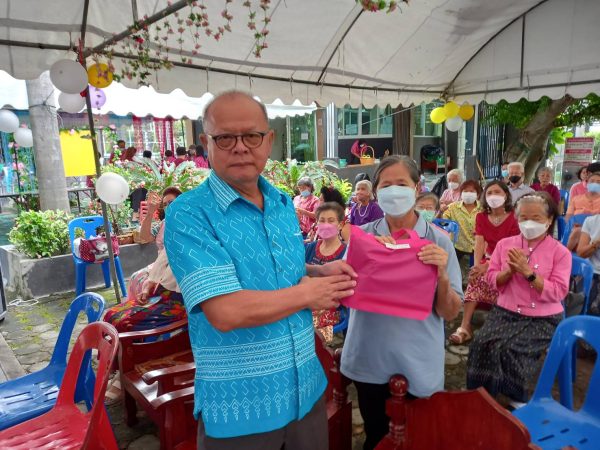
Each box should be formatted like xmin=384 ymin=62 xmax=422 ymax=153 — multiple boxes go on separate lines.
xmin=0 ymin=322 xmax=120 ymax=450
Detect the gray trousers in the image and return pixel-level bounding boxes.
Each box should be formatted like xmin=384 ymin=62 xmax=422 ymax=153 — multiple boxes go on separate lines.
xmin=197 ymin=395 xmax=328 ymax=450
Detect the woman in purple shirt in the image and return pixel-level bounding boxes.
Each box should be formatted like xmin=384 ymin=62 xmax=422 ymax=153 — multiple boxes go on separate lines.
xmin=530 ymin=166 xmax=560 ymax=206
xmin=350 ymin=180 xmax=384 ymax=226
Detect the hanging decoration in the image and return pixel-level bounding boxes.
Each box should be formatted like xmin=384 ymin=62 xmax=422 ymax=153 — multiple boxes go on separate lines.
xmin=0 ymin=109 xmax=20 ymax=133
xmin=14 ymin=127 xmax=33 ymax=148
xmin=90 ymin=86 xmax=107 ymax=109
xmin=357 ymin=1 xmax=408 ymax=13
xmin=87 ymin=63 xmax=114 ymax=88
xmin=429 ymin=101 xmax=475 ymax=132
xmin=58 ymin=92 xmax=86 ymax=113
xmin=49 ymin=59 xmax=88 ymax=94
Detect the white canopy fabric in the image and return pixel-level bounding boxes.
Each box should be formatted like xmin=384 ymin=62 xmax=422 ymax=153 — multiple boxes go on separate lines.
xmin=0 ymin=70 xmax=316 ymax=119
xmin=1 ymin=0 xmax=599 ymax=106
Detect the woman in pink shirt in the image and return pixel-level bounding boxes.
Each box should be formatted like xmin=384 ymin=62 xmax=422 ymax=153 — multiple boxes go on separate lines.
xmin=439 ymin=169 xmax=463 ymax=212
xmin=466 ymin=192 xmax=571 ymax=408
xmin=294 ymin=177 xmax=320 ymax=238
xmin=569 ymin=166 xmax=588 ymax=199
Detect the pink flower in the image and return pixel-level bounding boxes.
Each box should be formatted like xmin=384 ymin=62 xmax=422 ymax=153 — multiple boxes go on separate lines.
xmin=109 ymin=124 xmax=116 ymax=130
xmin=69 ymin=128 xmax=76 ymax=135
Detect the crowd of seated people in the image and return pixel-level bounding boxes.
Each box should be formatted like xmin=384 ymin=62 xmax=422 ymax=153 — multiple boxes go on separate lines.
xmin=100 ymin=154 xmax=599 ymax=449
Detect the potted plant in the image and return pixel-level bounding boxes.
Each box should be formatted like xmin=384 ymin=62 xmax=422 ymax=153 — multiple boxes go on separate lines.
xmin=8 ymin=210 xmax=72 ymax=258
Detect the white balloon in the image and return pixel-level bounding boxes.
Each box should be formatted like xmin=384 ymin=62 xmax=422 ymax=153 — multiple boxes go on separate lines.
xmin=49 ymin=59 xmax=88 ymax=94
xmin=95 ymin=172 xmax=130 ymax=205
xmin=445 ymin=116 xmax=464 ymax=132
xmin=0 ymin=109 xmax=19 ymax=133
xmin=58 ymin=92 xmax=86 ymax=113
xmin=14 ymin=128 xmax=33 ymax=147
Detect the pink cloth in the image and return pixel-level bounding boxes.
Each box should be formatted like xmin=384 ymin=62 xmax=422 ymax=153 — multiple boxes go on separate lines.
xmin=487 ymin=234 xmax=571 ymax=317
xmin=569 ymin=181 xmax=587 ymax=199
xmin=343 ymin=226 xmax=437 ymax=320
xmin=440 ymin=188 xmax=461 ymax=205
xmin=190 ymin=156 xmax=209 ymax=168
xmin=294 ymin=194 xmax=320 ymax=234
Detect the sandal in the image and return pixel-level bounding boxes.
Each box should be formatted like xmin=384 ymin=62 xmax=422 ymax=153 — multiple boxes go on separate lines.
xmin=449 ymin=327 xmax=472 ymax=345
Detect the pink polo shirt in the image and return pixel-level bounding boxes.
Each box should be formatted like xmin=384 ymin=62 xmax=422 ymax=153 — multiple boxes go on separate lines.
xmin=487 ymin=234 xmax=571 ymax=317
xmin=440 ymin=188 xmax=461 ymax=205
xmin=569 ymin=181 xmax=587 ymax=199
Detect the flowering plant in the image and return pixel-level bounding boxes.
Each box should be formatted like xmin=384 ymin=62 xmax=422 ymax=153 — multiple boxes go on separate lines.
xmin=357 ymin=1 xmax=407 ymax=13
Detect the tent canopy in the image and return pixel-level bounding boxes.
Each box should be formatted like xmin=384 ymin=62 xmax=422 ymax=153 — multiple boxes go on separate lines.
xmin=1 ymin=0 xmax=599 ymax=106
xmin=0 ymin=70 xmax=316 ymax=119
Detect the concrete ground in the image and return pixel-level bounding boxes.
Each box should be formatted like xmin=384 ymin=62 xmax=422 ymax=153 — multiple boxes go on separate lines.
xmin=0 ymin=288 xmax=595 ymax=449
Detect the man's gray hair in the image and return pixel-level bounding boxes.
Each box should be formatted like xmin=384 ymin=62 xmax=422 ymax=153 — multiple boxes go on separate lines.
xmin=508 ymin=161 xmax=525 ymax=172
xmin=202 ymin=91 xmax=269 ymax=130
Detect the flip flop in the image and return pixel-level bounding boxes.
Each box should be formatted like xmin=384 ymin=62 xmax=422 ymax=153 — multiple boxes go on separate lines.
xmin=449 ymin=327 xmax=472 ymax=345
xmin=104 ymin=377 xmax=122 ymax=405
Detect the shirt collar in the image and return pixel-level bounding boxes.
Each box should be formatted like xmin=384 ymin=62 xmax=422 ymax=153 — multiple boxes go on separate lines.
xmin=208 ymin=171 xmax=289 ymax=212
xmin=373 ymin=211 xmax=428 ymax=237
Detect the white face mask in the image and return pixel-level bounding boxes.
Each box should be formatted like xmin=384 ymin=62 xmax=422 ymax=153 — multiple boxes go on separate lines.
xmin=461 ymin=192 xmax=478 ymax=205
xmin=519 ymin=220 xmax=549 ymax=240
xmin=486 ymin=195 xmax=505 ymax=209
xmin=376 ymin=185 xmax=416 ymax=218
xmin=448 ymin=182 xmax=459 ymax=191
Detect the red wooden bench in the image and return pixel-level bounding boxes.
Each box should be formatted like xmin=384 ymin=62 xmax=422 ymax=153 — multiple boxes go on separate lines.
xmin=375 ymin=375 xmax=542 ymax=450
xmin=140 ymin=331 xmax=352 ymax=450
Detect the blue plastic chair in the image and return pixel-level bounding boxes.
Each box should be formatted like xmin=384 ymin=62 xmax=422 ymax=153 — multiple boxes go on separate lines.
xmin=333 ymin=306 xmax=349 ymax=334
xmin=513 ymin=316 xmax=600 ymax=448
xmin=560 ymin=189 xmax=569 ymax=215
xmin=572 ymin=254 xmax=595 ymax=315
xmin=561 ymin=214 xmax=592 ymax=246
xmin=557 ymin=216 xmax=566 ymax=241
xmin=432 ymin=218 xmax=460 ymax=244
xmin=0 ymin=293 xmax=105 ymax=430
xmin=68 ymin=216 xmax=126 ymax=297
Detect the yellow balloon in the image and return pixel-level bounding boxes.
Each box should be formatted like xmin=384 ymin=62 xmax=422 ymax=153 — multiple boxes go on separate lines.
xmin=87 ymin=63 xmax=113 ymax=89
xmin=430 ymin=107 xmax=446 ymax=124
xmin=458 ymin=103 xmax=475 ymax=121
xmin=443 ymin=101 xmax=460 ymax=118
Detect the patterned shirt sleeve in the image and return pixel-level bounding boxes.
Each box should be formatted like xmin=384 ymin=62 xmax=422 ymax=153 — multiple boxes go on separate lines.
xmin=151 ymin=221 xmax=162 ymax=237
xmin=164 ymin=201 xmax=242 ymax=313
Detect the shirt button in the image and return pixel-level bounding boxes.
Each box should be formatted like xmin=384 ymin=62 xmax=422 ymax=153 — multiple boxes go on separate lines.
xmin=531 ymin=302 xmax=536 ymax=309
xmin=517 ymin=307 xmax=522 ymax=314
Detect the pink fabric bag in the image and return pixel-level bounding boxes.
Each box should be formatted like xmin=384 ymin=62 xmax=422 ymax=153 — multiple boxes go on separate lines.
xmin=342 ymin=225 xmax=438 ymax=320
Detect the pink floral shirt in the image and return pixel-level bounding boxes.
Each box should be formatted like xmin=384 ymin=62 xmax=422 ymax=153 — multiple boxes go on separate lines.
xmin=294 ymin=194 xmax=320 ymax=234
xmin=440 ymin=188 xmax=461 ymax=205
xmin=487 ymin=234 xmax=571 ymax=317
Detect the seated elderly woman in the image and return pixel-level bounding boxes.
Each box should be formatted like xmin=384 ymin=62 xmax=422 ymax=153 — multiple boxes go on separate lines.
xmin=439 ymin=169 xmax=463 ymax=212
xmin=103 ymin=187 xmax=187 ymax=332
xmin=294 ymin=176 xmax=320 ymax=238
xmin=565 ymin=171 xmax=600 ymax=250
xmin=350 ymin=179 xmax=384 ymax=226
xmin=415 ymin=192 xmax=439 ymax=223
xmin=467 ymin=192 xmax=571 ymax=409
xmin=531 ymin=166 xmax=560 ymax=206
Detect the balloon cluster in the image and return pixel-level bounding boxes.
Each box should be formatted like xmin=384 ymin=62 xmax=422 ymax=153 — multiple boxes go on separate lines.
xmin=50 ymin=60 xmax=114 ymax=113
xmin=0 ymin=110 xmax=33 ymax=147
xmin=430 ymin=101 xmax=475 ymax=132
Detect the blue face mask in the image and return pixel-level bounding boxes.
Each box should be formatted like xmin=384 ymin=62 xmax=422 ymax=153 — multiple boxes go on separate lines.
xmin=376 ymin=185 xmax=416 ymax=217
xmin=588 ymin=182 xmax=600 ymax=193
xmin=300 ymin=190 xmax=311 ymax=198
xmin=501 ymin=169 xmax=509 ymax=178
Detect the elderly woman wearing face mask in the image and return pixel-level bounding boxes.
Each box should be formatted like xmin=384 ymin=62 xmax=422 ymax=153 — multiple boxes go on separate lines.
xmin=439 ymin=169 xmax=463 ymax=212
xmin=467 ymin=192 xmax=571 ymax=409
xmin=341 ymin=155 xmax=462 ymax=450
xmin=442 ymin=180 xmax=483 ymax=283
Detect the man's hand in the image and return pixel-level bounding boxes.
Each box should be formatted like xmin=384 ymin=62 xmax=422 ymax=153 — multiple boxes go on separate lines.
xmin=298 ymin=275 xmax=356 ymax=311
xmin=139 ymin=279 xmax=158 ymax=305
xmin=309 ymin=259 xmax=358 ymax=279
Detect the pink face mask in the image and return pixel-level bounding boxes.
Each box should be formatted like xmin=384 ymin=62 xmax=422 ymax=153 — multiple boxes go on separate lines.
xmin=317 ymin=223 xmax=339 ymax=239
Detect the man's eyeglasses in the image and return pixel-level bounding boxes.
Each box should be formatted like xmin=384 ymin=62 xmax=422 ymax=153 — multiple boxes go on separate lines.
xmin=207 ymin=131 xmax=269 ymax=151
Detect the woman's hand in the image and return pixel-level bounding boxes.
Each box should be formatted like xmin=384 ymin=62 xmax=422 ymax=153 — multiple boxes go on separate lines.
xmin=418 ymin=244 xmax=448 ymax=278
xmin=139 ymin=279 xmax=158 ymax=305
xmin=468 ymin=262 xmax=488 ymax=281
xmin=147 ymin=192 xmax=161 ymax=211
xmin=374 ymin=235 xmax=397 ymax=246
xmin=507 ymin=248 xmax=531 ymax=275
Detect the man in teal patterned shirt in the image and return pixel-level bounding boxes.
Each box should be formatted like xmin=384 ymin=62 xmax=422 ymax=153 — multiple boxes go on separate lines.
xmin=164 ymin=91 xmax=357 ymax=449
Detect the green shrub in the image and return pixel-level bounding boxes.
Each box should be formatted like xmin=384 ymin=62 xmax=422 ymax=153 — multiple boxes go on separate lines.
xmin=8 ymin=210 xmax=72 ymax=258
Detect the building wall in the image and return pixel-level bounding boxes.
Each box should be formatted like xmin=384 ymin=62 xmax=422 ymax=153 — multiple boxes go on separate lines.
xmin=270 ymin=117 xmax=287 ymax=161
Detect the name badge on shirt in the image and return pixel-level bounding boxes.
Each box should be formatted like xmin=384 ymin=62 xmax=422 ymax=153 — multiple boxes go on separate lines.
xmin=385 ymin=243 xmax=411 ymax=250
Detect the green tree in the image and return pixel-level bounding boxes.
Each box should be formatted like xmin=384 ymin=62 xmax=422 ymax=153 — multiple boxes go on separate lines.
xmin=486 ymin=94 xmax=600 ymax=180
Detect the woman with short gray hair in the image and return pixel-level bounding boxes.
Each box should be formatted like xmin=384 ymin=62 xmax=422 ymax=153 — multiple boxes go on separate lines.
xmin=440 ymin=169 xmax=464 ymax=212
xmin=349 ymin=179 xmax=384 ymax=227
xmin=294 ymin=176 xmax=320 ymax=238
xmin=531 ymin=166 xmax=560 ymax=206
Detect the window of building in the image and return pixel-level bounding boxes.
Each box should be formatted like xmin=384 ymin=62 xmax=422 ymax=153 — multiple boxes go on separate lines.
xmin=414 ymin=102 xmax=443 ymax=137
xmin=336 ymin=105 xmax=393 ymax=137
